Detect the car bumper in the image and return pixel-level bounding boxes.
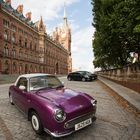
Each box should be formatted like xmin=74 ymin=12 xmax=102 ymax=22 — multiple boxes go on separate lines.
xmin=44 ymin=116 xmax=96 ymax=138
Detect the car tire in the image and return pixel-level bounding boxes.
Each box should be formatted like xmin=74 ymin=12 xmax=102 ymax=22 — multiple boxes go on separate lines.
xmin=68 ymin=77 xmax=72 ymax=81
xmin=31 ymin=111 xmax=43 ymax=134
xmin=82 ymin=78 xmax=86 ymax=82
xmin=9 ymin=93 xmax=14 ymax=105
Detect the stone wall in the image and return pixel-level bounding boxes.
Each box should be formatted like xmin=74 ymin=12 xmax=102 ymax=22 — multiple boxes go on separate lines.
xmin=97 ymin=62 xmax=140 ymax=93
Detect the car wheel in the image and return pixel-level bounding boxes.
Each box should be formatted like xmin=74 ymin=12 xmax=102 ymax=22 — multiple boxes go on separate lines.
xmin=9 ymin=93 xmax=14 ymax=105
xmin=31 ymin=111 xmax=43 ymax=134
xmin=82 ymin=78 xmax=86 ymax=82
xmin=68 ymin=77 xmax=71 ymax=81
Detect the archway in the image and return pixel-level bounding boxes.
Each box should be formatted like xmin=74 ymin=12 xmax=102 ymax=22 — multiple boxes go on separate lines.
xmin=55 ymin=62 xmax=59 ymax=74
xmin=25 ymin=64 xmax=28 ymax=74
xmin=4 ymin=60 xmax=9 ymax=74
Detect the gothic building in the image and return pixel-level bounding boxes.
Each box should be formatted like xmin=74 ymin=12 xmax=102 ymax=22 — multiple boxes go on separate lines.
xmin=0 ymin=0 xmax=72 ymax=74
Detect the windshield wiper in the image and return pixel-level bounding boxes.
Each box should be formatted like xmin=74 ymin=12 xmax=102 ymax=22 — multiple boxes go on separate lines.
xmin=36 ymin=86 xmax=52 ymax=94
xmin=55 ymin=84 xmax=64 ymax=89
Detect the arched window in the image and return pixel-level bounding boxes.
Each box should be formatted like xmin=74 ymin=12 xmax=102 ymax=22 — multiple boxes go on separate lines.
xmin=4 ymin=45 xmax=9 ymax=56
xmin=13 ymin=62 xmax=17 ymax=72
xmin=4 ymin=60 xmax=9 ymax=74
xmin=30 ymin=65 xmax=33 ymax=73
xmin=19 ymin=63 xmax=23 ymax=74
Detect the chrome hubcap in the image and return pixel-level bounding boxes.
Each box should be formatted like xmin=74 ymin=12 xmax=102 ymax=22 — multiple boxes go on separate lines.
xmin=32 ymin=115 xmax=39 ymax=131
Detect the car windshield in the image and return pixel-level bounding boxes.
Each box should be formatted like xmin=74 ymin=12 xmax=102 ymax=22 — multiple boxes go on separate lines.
xmin=29 ymin=75 xmax=62 ymax=91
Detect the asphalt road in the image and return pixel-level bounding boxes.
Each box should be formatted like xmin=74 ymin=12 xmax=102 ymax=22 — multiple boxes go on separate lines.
xmin=0 ymin=77 xmax=139 ymax=140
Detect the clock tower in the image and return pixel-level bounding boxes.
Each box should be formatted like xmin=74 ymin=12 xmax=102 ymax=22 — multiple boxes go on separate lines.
xmin=52 ymin=5 xmax=72 ymax=73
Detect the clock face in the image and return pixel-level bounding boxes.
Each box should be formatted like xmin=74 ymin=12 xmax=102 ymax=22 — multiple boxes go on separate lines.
xmin=61 ymin=32 xmax=67 ymax=38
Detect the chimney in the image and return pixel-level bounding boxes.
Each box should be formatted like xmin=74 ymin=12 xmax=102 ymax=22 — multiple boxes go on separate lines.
xmin=5 ymin=0 xmax=11 ymax=5
xmin=26 ymin=12 xmax=31 ymax=20
xmin=17 ymin=5 xmax=23 ymax=14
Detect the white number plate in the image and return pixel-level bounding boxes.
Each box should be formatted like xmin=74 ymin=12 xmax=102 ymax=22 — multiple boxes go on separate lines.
xmin=75 ymin=118 xmax=92 ymax=131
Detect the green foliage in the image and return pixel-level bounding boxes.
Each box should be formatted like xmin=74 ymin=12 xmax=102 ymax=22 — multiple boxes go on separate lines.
xmin=91 ymin=0 xmax=140 ymax=69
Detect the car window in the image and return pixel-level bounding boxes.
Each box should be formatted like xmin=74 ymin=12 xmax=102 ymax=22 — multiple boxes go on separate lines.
xmin=29 ymin=75 xmax=62 ymax=91
xmin=16 ymin=77 xmax=28 ymax=91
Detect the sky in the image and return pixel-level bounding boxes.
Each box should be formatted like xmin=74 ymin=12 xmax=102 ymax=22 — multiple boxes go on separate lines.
xmin=11 ymin=0 xmax=95 ymax=72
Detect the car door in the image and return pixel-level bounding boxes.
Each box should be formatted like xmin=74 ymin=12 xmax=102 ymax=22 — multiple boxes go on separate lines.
xmin=76 ymin=73 xmax=83 ymax=81
xmin=72 ymin=73 xmax=78 ymax=80
xmin=15 ymin=77 xmax=31 ymax=113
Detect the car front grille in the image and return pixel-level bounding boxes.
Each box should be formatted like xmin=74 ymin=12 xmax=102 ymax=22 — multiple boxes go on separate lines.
xmin=64 ymin=112 xmax=95 ymax=129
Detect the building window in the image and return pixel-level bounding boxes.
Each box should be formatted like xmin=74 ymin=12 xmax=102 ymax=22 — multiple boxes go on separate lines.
xmin=12 ymin=33 xmax=16 ymax=43
xmin=19 ymin=37 xmax=22 ymax=47
xmin=34 ymin=44 xmax=37 ymax=51
xmin=19 ymin=64 xmax=23 ymax=74
xmin=4 ymin=30 xmax=8 ymax=40
xmin=25 ymin=39 xmax=27 ymax=48
xmin=11 ymin=25 xmax=17 ymax=32
xmin=19 ymin=49 xmax=22 ymax=58
xmin=4 ymin=60 xmax=9 ymax=74
xmin=4 ymin=45 xmax=9 ymax=56
xmin=12 ymin=49 xmax=16 ymax=57
xmin=3 ymin=19 xmax=9 ymax=28
xmin=13 ymin=62 xmax=17 ymax=72
xmin=30 ymin=42 xmax=32 ymax=50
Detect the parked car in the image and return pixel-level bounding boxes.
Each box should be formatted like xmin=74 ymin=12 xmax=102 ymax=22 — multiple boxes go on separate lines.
xmin=9 ymin=73 xmax=97 ymax=137
xmin=78 ymin=71 xmax=97 ymax=80
xmin=67 ymin=71 xmax=97 ymax=82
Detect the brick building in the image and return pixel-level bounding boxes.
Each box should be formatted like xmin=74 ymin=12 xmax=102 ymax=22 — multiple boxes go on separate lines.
xmin=0 ymin=0 xmax=72 ymax=74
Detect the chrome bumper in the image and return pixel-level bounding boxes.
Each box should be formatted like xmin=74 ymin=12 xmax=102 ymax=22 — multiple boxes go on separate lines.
xmin=44 ymin=116 xmax=96 ymax=138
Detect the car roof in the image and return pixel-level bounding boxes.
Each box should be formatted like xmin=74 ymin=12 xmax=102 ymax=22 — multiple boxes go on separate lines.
xmin=18 ymin=73 xmax=51 ymax=78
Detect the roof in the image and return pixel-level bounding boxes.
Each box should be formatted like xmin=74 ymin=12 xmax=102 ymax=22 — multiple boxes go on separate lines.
xmin=0 ymin=0 xmax=37 ymax=30
xmin=19 ymin=73 xmax=51 ymax=78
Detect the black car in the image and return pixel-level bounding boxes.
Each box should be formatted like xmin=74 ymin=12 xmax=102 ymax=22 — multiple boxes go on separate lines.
xmin=67 ymin=71 xmax=97 ymax=82
xmin=78 ymin=71 xmax=97 ymax=80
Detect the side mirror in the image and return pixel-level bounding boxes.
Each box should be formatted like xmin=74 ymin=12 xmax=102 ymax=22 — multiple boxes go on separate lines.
xmin=19 ymin=85 xmax=26 ymax=90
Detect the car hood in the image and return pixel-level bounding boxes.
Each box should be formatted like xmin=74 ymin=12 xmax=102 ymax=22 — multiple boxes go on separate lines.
xmin=37 ymin=88 xmax=92 ymax=113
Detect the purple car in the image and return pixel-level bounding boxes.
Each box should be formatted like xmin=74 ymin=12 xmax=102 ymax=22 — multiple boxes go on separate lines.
xmin=9 ymin=73 xmax=97 ymax=137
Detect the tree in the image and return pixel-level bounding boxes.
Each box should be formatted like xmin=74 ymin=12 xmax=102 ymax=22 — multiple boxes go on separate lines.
xmin=91 ymin=0 xmax=140 ymax=69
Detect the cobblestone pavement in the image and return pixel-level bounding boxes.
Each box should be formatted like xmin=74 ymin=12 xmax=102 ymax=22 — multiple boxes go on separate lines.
xmin=0 ymin=77 xmax=139 ymax=140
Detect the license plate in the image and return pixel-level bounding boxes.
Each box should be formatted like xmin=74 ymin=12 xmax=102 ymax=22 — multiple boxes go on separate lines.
xmin=75 ymin=118 xmax=92 ymax=131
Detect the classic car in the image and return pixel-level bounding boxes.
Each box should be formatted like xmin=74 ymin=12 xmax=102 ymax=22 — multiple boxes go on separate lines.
xmin=9 ymin=73 xmax=97 ymax=137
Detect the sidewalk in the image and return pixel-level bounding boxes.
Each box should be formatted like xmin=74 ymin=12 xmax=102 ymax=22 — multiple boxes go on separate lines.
xmin=99 ymin=76 xmax=140 ymax=113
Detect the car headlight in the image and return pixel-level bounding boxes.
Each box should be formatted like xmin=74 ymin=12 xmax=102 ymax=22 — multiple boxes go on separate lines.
xmin=91 ymin=99 xmax=97 ymax=106
xmin=54 ymin=109 xmax=66 ymax=122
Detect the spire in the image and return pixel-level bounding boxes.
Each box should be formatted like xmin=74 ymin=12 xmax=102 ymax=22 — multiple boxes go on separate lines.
xmin=63 ymin=2 xmax=68 ymax=28
xmin=38 ymin=16 xmax=46 ymax=32
xmin=63 ymin=2 xmax=67 ymax=19
xmin=40 ymin=16 xmax=43 ymax=28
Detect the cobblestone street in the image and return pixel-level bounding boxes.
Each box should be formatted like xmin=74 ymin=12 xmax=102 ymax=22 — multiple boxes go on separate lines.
xmin=0 ymin=77 xmax=139 ymax=140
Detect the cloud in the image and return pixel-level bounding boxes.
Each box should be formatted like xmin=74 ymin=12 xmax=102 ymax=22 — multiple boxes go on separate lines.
xmin=11 ymin=0 xmax=79 ymax=21
xmin=71 ymin=26 xmax=95 ymax=71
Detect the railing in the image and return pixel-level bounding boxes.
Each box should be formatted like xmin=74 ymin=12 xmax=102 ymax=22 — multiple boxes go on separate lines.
xmin=97 ymin=62 xmax=140 ymax=93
